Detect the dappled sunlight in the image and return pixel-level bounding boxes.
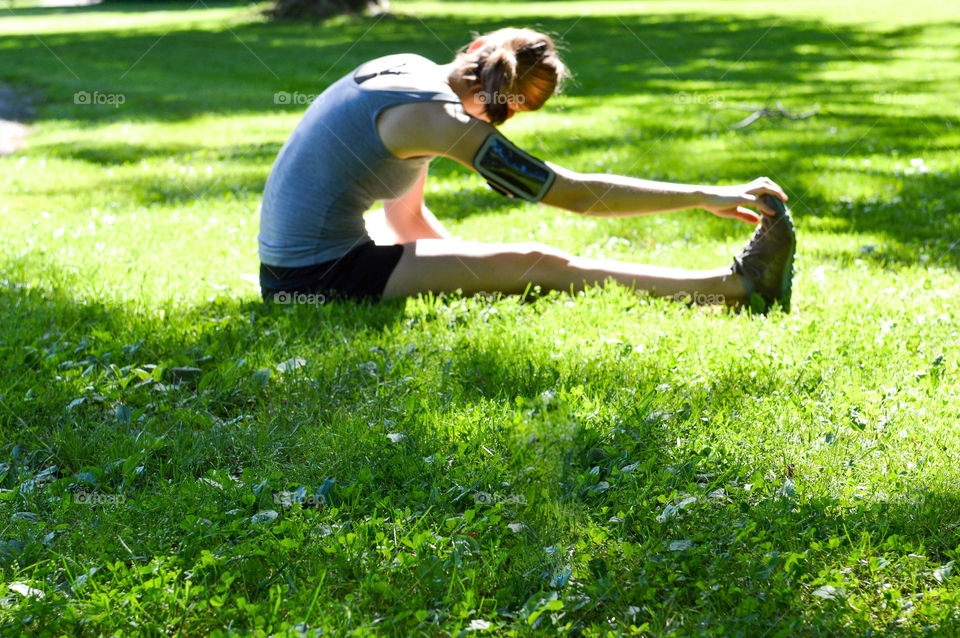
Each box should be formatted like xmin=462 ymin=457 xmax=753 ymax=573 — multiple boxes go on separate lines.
xmin=2 ymin=1 xmax=960 ymax=633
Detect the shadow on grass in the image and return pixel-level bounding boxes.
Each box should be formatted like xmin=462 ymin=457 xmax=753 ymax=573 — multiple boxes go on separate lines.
xmin=6 ymin=7 xmax=956 ymax=269
xmin=3 ymin=0 xmax=252 ymax=17
xmin=426 ymin=339 xmax=960 ymax=631
xmin=1 ymin=272 xmax=959 ymax=633
xmin=5 ymin=11 xmax=942 ymax=118
xmin=790 ymin=168 xmax=960 ymax=269
xmin=43 ymin=139 xmax=281 ymax=165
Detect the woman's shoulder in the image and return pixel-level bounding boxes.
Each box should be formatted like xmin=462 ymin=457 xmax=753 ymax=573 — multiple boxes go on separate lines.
xmin=377 ymin=99 xmax=493 ymax=161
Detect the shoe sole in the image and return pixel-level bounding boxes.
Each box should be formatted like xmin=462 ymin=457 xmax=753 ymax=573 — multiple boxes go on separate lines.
xmin=779 ymin=242 xmax=795 ymax=313
xmin=760 ymin=194 xmax=796 ymax=314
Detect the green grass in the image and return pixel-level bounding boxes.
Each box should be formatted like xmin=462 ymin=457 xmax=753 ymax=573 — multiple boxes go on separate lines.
xmin=1 ymin=0 xmax=959 ymax=635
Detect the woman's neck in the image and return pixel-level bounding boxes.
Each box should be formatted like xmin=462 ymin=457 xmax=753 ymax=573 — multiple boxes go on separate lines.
xmin=437 ymin=61 xmax=473 ymax=102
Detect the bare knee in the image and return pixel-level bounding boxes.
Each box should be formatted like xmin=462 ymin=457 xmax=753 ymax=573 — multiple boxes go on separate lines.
xmin=513 ymin=242 xmax=568 ymax=260
xmin=506 ymin=242 xmax=573 ymax=286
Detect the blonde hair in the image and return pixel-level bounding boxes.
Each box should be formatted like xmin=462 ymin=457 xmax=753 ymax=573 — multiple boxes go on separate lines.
xmin=454 ymin=27 xmax=569 ymax=125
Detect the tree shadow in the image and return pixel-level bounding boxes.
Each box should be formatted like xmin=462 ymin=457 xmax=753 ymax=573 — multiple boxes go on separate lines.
xmin=2 ymin=0 xmax=250 ymax=17
xmin=37 ymin=139 xmax=280 ymax=165
xmin=4 ymin=4 xmax=958 ymax=625
xmin=4 ymin=11 xmax=947 ymax=119
xmin=6 ymin=8 xmax=954 ymax=269
xmin=2 ymin=263 xmax=959 ymax=632
xmin=432 ymin=349 xmax=960 ymax=632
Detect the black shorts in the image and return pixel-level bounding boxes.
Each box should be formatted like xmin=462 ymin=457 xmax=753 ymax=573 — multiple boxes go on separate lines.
xmin=260 ymin=241 xmax=404 ymax=303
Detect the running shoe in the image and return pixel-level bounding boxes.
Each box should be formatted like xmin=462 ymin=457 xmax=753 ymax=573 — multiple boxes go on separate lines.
xmin=732 ymin=194 xmax=796 ymax=313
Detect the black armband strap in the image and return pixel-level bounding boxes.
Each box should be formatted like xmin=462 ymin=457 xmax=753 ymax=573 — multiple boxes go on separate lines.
xmin=472 ymin=133 xmax=556 ymax=202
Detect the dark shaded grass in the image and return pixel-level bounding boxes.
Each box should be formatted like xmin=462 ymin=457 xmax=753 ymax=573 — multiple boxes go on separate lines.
xmin=2 ymin=2 xmax=960 ymax=635
xmin=2 ymin=269 xmax=958 ymax=633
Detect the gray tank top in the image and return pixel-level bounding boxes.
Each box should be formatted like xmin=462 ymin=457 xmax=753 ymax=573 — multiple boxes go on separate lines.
xmin=258 ymin=53 xmax=462 ymax=267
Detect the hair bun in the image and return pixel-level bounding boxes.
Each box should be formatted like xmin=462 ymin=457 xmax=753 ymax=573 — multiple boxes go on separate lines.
xmin=483 ymin=46 xmax=517 ymax=92
xmin=459 ymin=27 xmax=569 ymax=125
xmin=477 ymin=45 xmax=518 ymax=124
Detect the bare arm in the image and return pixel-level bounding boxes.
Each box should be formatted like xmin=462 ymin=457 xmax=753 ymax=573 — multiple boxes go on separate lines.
xmin=544 ymin=167 xmax=787 ymax=224
xmin=381 ymin=162 xmax=453 ymax=243
xmin=377 ymin=101 xmax=787 ymax=225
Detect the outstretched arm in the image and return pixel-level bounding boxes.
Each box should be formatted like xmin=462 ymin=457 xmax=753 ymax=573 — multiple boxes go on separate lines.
xmin=377 ymin=101 xmax=787 ymax=225
xmin=544 ymin=166 xmax=787 ymax=224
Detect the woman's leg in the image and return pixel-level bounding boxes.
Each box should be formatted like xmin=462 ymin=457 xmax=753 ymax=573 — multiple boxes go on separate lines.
xmin=382 ymin=239 xmax=748 ymax=305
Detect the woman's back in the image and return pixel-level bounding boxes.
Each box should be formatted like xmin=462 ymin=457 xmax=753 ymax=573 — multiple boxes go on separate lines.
xmin=258 ymin=53 xmax=461 ymax=268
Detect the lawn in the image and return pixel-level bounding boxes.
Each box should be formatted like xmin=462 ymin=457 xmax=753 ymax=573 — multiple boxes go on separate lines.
xmin=1 ymin=0 xmax=959 ymax=635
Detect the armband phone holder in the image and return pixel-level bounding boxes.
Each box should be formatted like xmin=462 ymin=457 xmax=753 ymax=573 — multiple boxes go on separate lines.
xmin=472 ymin=134 xmax=556 ymax=202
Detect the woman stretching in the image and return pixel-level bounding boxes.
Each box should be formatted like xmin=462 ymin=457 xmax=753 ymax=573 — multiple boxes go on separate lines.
xmin=258 ymin=28 xmax=796 ymax=312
